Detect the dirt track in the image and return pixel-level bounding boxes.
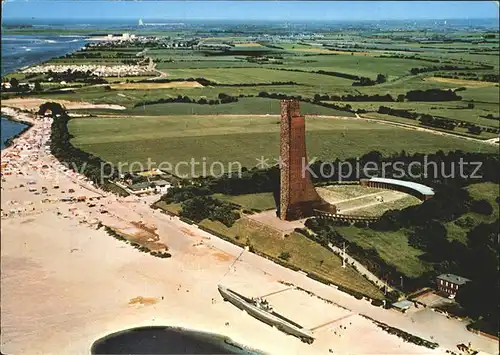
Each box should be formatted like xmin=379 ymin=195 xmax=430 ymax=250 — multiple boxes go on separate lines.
xmin=1 ymin=98 xmax=126 ymax=111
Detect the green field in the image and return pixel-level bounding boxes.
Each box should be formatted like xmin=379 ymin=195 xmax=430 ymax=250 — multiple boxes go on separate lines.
xmin=335 ymin=226 xmax=431 ymax=278
xmin=199 ymin=218 xmax=384 ymax=300
xmin=68 ymin=113 xmax=497 ymax=175
xmin=162 ymin=67 xmax=355 ymax=87
xmin=324 ymin=99 xmax=500 ymax=128
xmin=350 ymin=195 xmax=422 ymax=217
xmin=212 ymin=192 xmax=276 ymax=211
xmin=125 ymin=97 xmax=355 ymax=116
xmin=334 ymin=182 xmax=499 ymax=278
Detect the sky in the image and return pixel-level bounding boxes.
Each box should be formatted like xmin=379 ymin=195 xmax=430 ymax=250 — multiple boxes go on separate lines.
xmin=2 ymin=1 xmax=499 ymax=21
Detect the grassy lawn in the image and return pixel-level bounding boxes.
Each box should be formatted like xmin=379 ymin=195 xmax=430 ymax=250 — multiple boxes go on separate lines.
xmin=125 ymin=97 xmax=355 ymax=116
xmin=282 ymin=54 xmax=435 ymax=78
xmin=318 ymin=185 xmax=382 ymax=201
xmin=212 ymin=192 xmax=276 ymax=211
xmin=153 ymin=200 xmax=182 ymax=215
xmin=159 ymin=67 xmax=355 ymax=87
xmin=446 ymin=182 xmax=500 ymax=243
xmin=335 ymin=226 xmax=431 ymax=278
xmin=334 ymin=182 xmax=499 ymax=278
xmin=353 ymin=195 xmax=422 ymax=217
xmin=68 ymin=113 xmax=497 ymax=175
xmin=362 ymin=112 xmax=498 ymax=140
xmin=325 ymin=100 xmax=499 ymax=128
xmin=199 ymin=218 xmax=384 ymax=300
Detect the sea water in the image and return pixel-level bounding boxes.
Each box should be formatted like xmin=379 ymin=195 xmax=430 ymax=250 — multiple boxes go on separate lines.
xmin=1 ymin=116 xmax=29 ymax=150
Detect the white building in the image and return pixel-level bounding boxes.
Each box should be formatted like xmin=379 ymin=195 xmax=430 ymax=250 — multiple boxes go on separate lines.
xmin=153 ymin=180 xmax=171 ymax=194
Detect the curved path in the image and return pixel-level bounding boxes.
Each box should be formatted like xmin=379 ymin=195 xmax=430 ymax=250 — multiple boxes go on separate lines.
xmin=355 ymin=113 xmax=498 ymax=146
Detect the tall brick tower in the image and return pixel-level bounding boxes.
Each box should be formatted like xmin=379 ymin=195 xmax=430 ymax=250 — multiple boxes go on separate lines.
xmin=279 ymin=100 xmax=334 ymax=220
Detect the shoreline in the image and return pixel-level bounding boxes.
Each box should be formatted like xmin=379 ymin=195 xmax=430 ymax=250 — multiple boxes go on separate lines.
xmin=0 ymin=107 xmax=496 ymax=355
xmin=2 ymin=33 xmax=89 ymax=77
xmin=90 ymin=325 xmax=262 ymax=354
xmin=1 ymin=35 xmax=498 ymax=355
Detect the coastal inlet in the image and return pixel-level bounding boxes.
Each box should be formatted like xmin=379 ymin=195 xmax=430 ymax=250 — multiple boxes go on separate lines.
xmin=90 ymin=326 xmax=263 ymax=354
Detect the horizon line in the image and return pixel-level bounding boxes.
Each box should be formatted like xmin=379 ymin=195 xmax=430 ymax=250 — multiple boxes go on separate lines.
xmin=3 ymin=17 xmax=500 ymax=21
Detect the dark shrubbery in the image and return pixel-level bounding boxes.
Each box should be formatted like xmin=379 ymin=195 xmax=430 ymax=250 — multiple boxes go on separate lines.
xmin=467 ymin=125 xmax=482 ymax=135
xmin=470 ymin=199 xmax=493 ymax=215
xmin=409 ymin=64 xmax=491 ymax=75
xmin=180 ymin=196 xmax=239 ymax=227
xmin=48 ymin=102 xmax=120 ymax=189
xmin=378 ymin=106 xmax=419 ymax=119
xmin=278 ymin=251 xmax=291 ymax=261
xmin=406 ymin=89 xmax=462 ymax=102
xmin=161 ymin=185 xmax=212 ymax=203
xmin=352 ymin=77 xmax=377 ymax=86
xmin=133 ymin=93 xmax=239 ymax=108
xmin=419 ymin=114 xmax=456 ymax=130
xmin=44 ymin=69 xmax=107 ymax=85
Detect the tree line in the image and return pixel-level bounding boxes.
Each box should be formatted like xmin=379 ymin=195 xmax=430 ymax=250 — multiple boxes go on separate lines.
xmin=435 ymin=72 xmax=499 ymax=83
xmin=159 ymin=149 xmax=498 ymax=203
xmin=352 ymin=74 xmax=387 ymax=86
xmin=273 ymin=67 xmax=388 ymax=86
xmin=43 ymin=102 xmax=123 ymax=194
xmin=409 ymin=64 xmax=493 ymax=75
xmin=133 ymin=93 xmax=240 ymax=108
xmin=378 ymin=106 xmax=499 ymax=135
xmin=45 ymin=69 xmax=107 ymax=84
xmin=137 ymin=77 xmax=300 ymax=87
xmin=406 ymin=88 xmax=461 ymax=101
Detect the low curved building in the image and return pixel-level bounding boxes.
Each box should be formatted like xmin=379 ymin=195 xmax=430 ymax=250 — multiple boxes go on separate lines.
xmin=360 ymin=177 xmax=434 ymax=201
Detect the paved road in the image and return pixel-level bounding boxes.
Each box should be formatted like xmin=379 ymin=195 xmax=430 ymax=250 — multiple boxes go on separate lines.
xmin=328 ymin=242 xmax=393 ymax=292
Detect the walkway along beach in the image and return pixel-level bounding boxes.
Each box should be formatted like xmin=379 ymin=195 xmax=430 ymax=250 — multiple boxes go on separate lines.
xmin=1 ymin=106 xmax=498 ymax=355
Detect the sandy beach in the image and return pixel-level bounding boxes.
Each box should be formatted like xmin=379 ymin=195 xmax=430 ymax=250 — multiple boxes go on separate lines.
xmin=1 ymin=98 xmax=126 ymax=112
xmin=1 ymin=106 xmax=497 ymax=355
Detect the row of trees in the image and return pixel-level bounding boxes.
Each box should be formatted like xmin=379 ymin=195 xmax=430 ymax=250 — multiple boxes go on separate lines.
xmin=45 ymin=102 xmax=121 ymax=191
xmin=274 ymin=67 xmax=389 ymax=86
xmin=309 ymin=89 xmax=460 ymax=104
xmin=138 ymin=76 xmax=299 ymax=87
xmin=45 ymin=69 xmax=107 ymax=84
xmin=378 ymin=106 xmax=419 ymax=119
xmin=406 ymin=88 xmax=462 ymax=101
xmin=409 ymin=64 xmax=492 ymax=75
xmin=1 ymin=77 xmax=42 ymax=93
xmin=161 ymin=150 xmax=498 ymax=204
xmin=352 ymin=74 xmax=387 ymax=86
xmin=378 ymin=106 xmax=498 ymax=135
xmin=274 ymin=68 xmax=362 ymax=81
xmin=419 ymin=114 xmax=456 ymax=130
xmin=377 ymin=54 xmax=440 ymax=63
xmin=434 ymin=72 xmax=499 ymax=83
xmin=483 ymin=114 xmax=500 ymax=121
xmin=133 ymin=93 xmax=240 ymax=108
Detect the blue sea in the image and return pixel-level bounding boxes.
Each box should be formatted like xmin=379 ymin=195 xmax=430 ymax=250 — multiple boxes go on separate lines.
xmin=1 ymin=34 xmax=88 ymax=149
xmin=1 ymin=34 xmax=88 ymax=76
xmin=0 ymin=23 xmax=259 ymax=354
xmin=0 ymin=116 xmax=29 ymax=149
